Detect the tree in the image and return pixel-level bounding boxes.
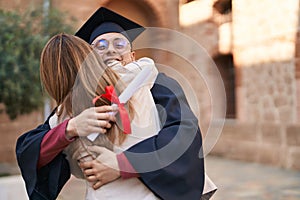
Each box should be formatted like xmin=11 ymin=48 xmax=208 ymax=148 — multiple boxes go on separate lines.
xmin=0 ymin=7 xmax=75 ymax=119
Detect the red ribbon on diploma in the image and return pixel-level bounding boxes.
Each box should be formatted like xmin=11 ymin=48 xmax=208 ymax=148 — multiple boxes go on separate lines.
xmin=92 ymin=85 xmax=131 ymax=134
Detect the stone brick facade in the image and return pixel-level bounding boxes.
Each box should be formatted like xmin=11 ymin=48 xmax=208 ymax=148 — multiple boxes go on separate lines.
xmin=0 ymin=0 xmax=300 ymax=171
xmin=212 ymin=122 xmax=300 ymax=170
xmin=0 ymin=104 xmax=43 ymax=164
xmin=232 ymin=0 xmax=299 ymax=123
xmin=237 ymin=62 xmax=296 ymax=123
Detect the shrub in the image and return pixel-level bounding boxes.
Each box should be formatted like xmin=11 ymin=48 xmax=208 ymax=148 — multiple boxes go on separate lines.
xmin=0 ymin=7 xmax=74 ymax=119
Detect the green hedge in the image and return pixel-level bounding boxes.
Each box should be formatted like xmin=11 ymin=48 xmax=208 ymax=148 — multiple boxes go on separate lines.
xmin=0 ymin=7 xmax=74 ymax=119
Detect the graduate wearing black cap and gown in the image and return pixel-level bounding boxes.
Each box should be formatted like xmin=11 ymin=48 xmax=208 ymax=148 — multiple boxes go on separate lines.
xmin=16 ymin=7 xmax=205 ymax=200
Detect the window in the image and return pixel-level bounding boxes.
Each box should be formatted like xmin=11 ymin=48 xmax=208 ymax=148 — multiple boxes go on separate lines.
xmin=213 ymin=54 xmax=236 ymax=118
xmin=213 ymin=0 xmax=232 ymax=15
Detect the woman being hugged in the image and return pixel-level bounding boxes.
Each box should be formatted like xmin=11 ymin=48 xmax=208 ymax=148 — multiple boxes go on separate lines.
xmin=17 ymin=33 xmax=160 ymax=200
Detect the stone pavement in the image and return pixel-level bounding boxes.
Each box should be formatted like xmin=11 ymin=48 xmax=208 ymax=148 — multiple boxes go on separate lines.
xmin=206 ymin=156 xmax=300 ymax=200
xmin=1 ymin=155 xmax=299 ymax=199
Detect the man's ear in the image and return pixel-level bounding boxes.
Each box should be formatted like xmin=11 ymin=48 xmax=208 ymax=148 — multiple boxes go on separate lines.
xmin=131 ymin=51 xmax=136 ymax=61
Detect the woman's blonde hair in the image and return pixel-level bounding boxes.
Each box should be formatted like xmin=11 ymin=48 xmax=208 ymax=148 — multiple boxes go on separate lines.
xmin=40 ymin=33 xmax=130 ymax=144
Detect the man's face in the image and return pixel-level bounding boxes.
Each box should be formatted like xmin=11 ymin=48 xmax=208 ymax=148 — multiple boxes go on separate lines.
xmin=91 ymin=32 xmax=135 ymax=66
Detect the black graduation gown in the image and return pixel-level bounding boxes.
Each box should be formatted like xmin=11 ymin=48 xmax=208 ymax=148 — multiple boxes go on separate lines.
xmin=15 ymin=73 xmax=204 ymax=200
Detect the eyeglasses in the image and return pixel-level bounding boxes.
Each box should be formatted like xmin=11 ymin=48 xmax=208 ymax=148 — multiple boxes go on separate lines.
xmin=92 ymin=38 xmax=130 ymax=54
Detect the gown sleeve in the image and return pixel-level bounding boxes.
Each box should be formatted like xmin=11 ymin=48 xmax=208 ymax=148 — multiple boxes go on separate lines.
xmin=15 ymin=110 xmax=71 ymax=200
xmin=38 ymin=119 xmax=73 ymax=169
xmin=123 ymin=73 xmax=205 ymax=200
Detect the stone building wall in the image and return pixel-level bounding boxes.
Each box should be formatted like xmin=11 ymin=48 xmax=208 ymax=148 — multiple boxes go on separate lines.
xmin=232 ymin=0 xmax=299 ymax=123
xmin=295 ymin=16 xmax=300 ymax=122
xmin=239 ymin=62 xmax=296 ymax=123
xmin=0 ymin=104 xmax=43 ymax=164
xmin=212 ymin=122 xmax=300 ymax=170
xmin=0 ymin=0 xmax=42 ymax=11
xmin=209 ymin=0 xmax=300 ymax=170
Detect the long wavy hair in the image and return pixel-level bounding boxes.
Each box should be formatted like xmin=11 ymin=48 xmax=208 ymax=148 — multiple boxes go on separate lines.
xmin=40 ymin=33 xmax=131 ymax=144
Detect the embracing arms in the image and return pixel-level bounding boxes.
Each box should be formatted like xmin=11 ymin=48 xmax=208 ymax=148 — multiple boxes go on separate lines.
xmin=15 ymin=106 xmax=115 ymax=200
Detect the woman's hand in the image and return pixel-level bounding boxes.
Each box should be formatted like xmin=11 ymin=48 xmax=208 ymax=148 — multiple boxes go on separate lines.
xmin=66 ymin=106 xmax=117 ymax=139
xmin=79 ymin=146 xmax=120 ymax=189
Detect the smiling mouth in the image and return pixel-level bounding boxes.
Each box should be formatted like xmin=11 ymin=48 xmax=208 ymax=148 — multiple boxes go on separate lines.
xmin=105 ymin=59 xmax=121 ymax=66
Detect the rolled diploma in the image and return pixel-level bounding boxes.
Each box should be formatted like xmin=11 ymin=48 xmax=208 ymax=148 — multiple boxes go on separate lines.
xmin=87 ymin=65 xmax=152 ymax=141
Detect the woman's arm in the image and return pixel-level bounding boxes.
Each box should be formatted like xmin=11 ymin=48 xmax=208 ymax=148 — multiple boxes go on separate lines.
xmin=37 ymin=119 xmax=74 ymax=168
xmin=15 ymin=113 xmax=71 ymax=199
xmin=38 ymin=106 xmax=116 ymax=168
xmin=16 ymin=106 xmax=116 ymax=199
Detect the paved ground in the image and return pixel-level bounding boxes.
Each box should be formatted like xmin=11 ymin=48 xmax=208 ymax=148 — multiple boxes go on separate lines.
xmin=205 ymin=156 xmax=300 ymax=200
xmin=1 ymin=156 xmax=300 ymax=199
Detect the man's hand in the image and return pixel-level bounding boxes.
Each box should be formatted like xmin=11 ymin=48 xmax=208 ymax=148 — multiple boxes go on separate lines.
xmin=79 ymin=146 xmax=121 ymax=190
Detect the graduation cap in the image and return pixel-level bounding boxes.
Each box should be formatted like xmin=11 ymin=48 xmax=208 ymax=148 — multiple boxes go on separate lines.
xmin=75 ymin=7 xmax=145 ymax=44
